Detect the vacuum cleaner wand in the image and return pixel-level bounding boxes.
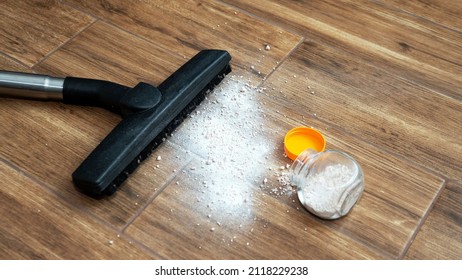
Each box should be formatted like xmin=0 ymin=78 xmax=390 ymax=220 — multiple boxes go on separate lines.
xmin=0 ymin=50 xmax=232 ymax=196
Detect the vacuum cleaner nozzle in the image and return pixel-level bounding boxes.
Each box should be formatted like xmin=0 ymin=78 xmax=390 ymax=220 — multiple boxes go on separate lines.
xmin=0 ymin=50 xmax=232 ymax=197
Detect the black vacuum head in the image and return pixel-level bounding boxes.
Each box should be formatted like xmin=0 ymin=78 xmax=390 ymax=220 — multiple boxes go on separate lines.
xmin=0 ymin=50 xmax=231 ymax=197
xmin=69 ymin=50 xmax=231 ymax=196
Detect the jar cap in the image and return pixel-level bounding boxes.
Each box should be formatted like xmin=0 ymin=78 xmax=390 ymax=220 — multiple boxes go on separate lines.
xmin=284 ymin=127 xmax=326 ymax=160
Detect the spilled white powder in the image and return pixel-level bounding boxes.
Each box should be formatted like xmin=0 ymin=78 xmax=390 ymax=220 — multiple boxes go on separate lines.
xmin=299 ymin=163 xmax=354 ymax=219
xmin=262 ymin=170 xmax=293 ymax=197
xmin=169 ymin=74 xmax=291 ymax=236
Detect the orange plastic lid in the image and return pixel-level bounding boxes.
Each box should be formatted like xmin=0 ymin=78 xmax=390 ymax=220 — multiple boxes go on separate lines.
xmin=284 ymin=127 xmax=326 ymax=160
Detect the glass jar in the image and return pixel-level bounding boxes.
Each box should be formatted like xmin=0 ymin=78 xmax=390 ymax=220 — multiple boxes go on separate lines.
xmin=289 ymin=149 xmax=364 ymax=219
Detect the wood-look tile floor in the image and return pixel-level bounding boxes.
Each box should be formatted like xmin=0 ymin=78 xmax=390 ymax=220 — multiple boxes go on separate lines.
xmin=0 ymin=0 xmax=460 ymax=259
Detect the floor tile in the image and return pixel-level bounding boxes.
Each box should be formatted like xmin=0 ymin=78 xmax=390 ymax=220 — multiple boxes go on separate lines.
xmin=0 ymin=0 xmax=94 ymax=66
xmin=0 ymin=161 xmax=153 ymax=259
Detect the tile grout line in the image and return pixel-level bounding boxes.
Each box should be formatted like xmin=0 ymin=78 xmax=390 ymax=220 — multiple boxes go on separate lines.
xmin=217 ymin=0 xmax=293 ymax=34
xmin=59 ymin=0 xmax=460 ymax=182
xmin=221 ymin=0 xmax=462 ymax=103
xmin=0 ymin=156 xmax=64 ymax=201
xmin=3 ymin=0 xmax=456 ymax=259
xmin=0 ymin=156 xmax=118 ymax=230
xmin=31 ymin=18 xmax=98 ymax=70
xmin=61 ymin=1 xmax=188 ymax=64
xmin=168 ymin=108 xmax=443 ymax=259
xmin=120 ymin=154 xmax=196 ymax=233
xmin=398 ymin=179 xmax=448 ymax=259
xmin=256 ymin=36 xmax=305 ymax=89
xmin=1 ymin=3 xmax=164 ymax=256
xmin=99 ymin=18 xmax=188 ymax=62
xmin=280 ymin=104 xmax=453 ymax=182
xmin=217 ymin=0 xmax=310 ymax=46
xmin=118 ymin=151 xmax=195 ymax=260
xmin=279 ymin=112 xmax=452 ymax=258
xmin=217 ymin=0 xmax=312 ymax=76
xmin=0 ymin=51 xmax=35 ymax=70
xmin=164 ymin=64 xmax=452 ymax=259
xmin=0 ymin=156 xmax=164 ymax=259
xmin=63 ymin=0 xmax=307 ymax=89
xmin=159 ymin=0 xmax=453 ymax=234
xmin=320 ymin=105 xmax=453 ymax=257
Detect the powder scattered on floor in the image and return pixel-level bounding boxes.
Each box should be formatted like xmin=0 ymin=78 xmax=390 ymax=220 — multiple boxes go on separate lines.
xmin=174 ymin=75 xmax=276 ymax=190
xmin=166 ymin=74 xmax=304 ymax=240
xmin=276 ymin=172 xmax=291 ymax=187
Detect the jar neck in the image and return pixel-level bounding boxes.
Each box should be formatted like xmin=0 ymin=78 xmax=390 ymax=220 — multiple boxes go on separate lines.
xmin=289 ymin=149 xmax=320 ymax=186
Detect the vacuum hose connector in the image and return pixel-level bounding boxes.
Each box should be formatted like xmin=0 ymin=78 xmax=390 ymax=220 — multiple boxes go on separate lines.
xmin=0 ymin=70 xmax=161 ymax=116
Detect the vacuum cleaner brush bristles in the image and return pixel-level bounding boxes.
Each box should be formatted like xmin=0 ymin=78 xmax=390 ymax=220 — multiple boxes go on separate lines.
xmin=0 ymin=50 xmax=232 ymax=197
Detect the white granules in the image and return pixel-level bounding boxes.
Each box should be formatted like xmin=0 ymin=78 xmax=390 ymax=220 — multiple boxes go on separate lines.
xmin=174 ymin=75 xmax=273 ymax=190
xmin=276 ymin=172 xmax=290 ymax=187
xmin=270 ymin=171 xmax=293 ymax=196
xmin=299 ymin=163 xmax=354 ymax=219
xmin=170 ymin=74 xmax=297 ymax=236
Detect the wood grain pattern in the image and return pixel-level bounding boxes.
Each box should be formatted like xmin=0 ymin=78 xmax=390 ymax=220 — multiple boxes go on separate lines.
xmin=2 ymin=21 xmax=194 ymax=229
xmin=0 ymin=53 xmax=30 ymax=72
xmin=0 ymin=0 xmax=94 ymax=66
xmin=379 ymin=0 xmax=462 ymax=32
xmin=63 ymin=0 xmax=302 ymax=84
xmin=126 ymin=162 xmax=383 ymax=259
xmin=405 ymin=181 xmax=462 ymax=259
xmin=223 ymin=0 xmax=462 ymax=100
xmin=5 ymin=14 xmax=299 ymax=230
xmin=0 ymin=161 xmax=153 ymax=259
xmin=0 ymin=93 xmax=193 ymax=229
xmin=125 ymin=87 xmax=443 ymax=259
xmin=0 ymin=0 xmax=460 ymax=259
xmin=122 ymin=78 xmax=443 ymax=259
xmin=34 ymin=21 xmax=186 ymax=85
xmin=259 ymin=41 xmax=462 ymax=181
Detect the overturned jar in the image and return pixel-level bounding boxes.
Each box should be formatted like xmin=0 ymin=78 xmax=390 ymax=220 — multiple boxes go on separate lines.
xmin=290 ymin=149 xmax=365 ymax=219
